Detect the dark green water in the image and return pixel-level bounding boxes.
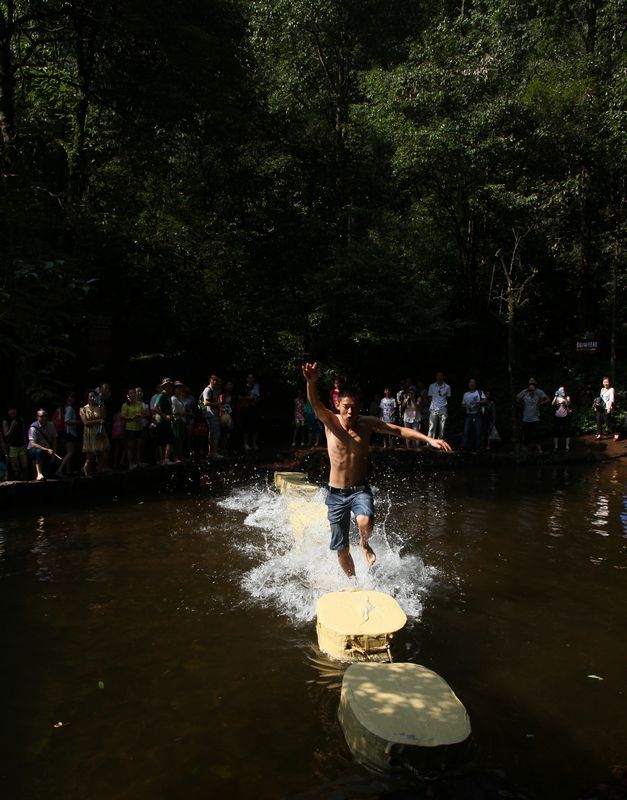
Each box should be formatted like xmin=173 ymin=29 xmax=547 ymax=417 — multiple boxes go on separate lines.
xmin=1 ymin=462 xmax=625 ymax=799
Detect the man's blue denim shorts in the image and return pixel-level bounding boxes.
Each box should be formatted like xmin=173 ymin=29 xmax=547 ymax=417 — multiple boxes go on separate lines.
xmin=325 ymin=485 xmax=375 ymax=551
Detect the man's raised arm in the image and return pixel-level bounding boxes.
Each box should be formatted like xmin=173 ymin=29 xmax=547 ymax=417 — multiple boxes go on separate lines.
xmin=302 ymin=362 xmax=334 ymax=426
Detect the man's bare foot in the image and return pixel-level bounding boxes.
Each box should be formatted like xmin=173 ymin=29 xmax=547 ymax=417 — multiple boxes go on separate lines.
xmin=360 ymin=539 xmax=377 ymax=568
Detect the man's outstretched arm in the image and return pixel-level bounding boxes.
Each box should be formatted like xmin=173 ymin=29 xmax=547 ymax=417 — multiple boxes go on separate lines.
xmin=370 ymin=418 xmax=452 ymax=452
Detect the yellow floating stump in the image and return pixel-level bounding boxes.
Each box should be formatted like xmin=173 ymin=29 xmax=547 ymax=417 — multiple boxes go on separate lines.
xmin=274 ymin=471 xmax=319 ymax=497
xmin=316 ymin=591 xmax=407 ymax=662
xmin=338 ymin=662 xmax=471 ymax=772
xmin=288 ymin=500 xmax=328 ymax=548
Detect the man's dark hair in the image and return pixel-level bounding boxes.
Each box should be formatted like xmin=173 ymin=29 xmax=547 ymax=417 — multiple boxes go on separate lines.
xmin=338 ymin=388 xmax=360 ymax=402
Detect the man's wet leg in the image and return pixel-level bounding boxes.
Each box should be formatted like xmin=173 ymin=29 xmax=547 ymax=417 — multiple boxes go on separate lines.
xmin=356 ymin=514 xmax=376 ymax=568
xmin=337 ymin=547 xmax=356 ymax=578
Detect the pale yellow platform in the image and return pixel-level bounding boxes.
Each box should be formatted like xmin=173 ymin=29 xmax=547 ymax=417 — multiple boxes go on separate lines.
xmin=316 ymin=590 xmax=407 ymax=661
xmin=338 ymin=662 xmax=471 ymax=770
xmin=288 ymin=500 xmax=328 ymax=547
xmin=274 ymin=471 xmax=327 ymax=548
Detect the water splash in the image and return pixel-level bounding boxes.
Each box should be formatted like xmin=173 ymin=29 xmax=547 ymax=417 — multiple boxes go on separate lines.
xmin=219 ymin=484 xmax=436 ymax=625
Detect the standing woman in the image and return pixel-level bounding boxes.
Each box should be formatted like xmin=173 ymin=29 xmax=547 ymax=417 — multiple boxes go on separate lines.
xmin=595 ymin=376 xmax=615 ymax=440
xmin=552 ymin=386 xmax=572 ymax=451
xmin=121 ymin=387 xmax=144 ymax=469
xmin=80 ymin=390 xmax=109 ymax=475
xmin=401 ymin=387 xmax=420 ymax=449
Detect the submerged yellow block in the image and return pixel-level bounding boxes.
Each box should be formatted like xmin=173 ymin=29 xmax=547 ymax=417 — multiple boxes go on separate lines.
xmin=274 ymin=471 xmax=327 ymax=547
xmin=316 ymin=591 xmax=407 ymax=661
xmin=338 ymin=662 xmax=471 ymax=771
xmin=288 ymin=500 xmax=328 ymax=548
xmin=274 ymin=471 xmax=320 ymax=498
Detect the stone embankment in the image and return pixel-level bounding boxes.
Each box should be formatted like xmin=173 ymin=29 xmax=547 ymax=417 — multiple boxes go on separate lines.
xmin=0 ymin=436 xmax=623 ymax=516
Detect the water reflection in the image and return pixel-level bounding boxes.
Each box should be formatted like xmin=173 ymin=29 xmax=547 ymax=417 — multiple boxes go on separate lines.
xmin=547 ymin=490 xmax=566 ymax=537
xmin=1 ymin=464 xmax=626 ymax=800
xmin=591 ymin=492 xmax=610 ymax=536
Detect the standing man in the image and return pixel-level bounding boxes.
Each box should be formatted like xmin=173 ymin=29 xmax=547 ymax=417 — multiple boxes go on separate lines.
xmin=154 ymin=378 xmax=176 ymax=464
xmin=202 ymin=374 xmax=223 ymax=458
xmin=516 ymin=378 xmax=549 ymax=452
xmin=427 ymin=371 xmax=451 ymax=440
xmin=303 ymin=362 xmax=451 ymax=578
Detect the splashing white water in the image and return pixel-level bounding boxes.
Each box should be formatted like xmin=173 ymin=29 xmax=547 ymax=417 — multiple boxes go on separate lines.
xmin=219 ymin=483 xmax=436 ymax=625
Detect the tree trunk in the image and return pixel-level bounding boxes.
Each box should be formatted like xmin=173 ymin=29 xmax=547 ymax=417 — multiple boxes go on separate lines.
xmin=0 ymin=5 xmax=16 ymax=174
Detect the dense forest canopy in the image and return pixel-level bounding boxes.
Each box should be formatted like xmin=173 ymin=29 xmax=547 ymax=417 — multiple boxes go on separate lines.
xmin=0 ymin=0 xmax=625 ymax=416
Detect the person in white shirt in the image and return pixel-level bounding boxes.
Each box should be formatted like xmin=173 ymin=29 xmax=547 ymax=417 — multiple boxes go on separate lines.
xmin=427 ymin=372 xmax=451 ymax=440
xmin=595 ymin=376 xmax=616 ymax=440
xmin=202 ymin=374 xmax=223 ymax=458
xmin=379 ymin=387 xmax=397 ymax=448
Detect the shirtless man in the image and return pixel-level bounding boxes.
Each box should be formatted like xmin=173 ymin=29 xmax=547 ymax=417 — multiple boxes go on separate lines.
xmin=303 ymin=363 xmax=452 ymax=578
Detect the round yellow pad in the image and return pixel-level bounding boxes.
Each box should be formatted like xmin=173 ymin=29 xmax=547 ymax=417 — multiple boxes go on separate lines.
xmin=340 ymin=662 xmax=471 ymax=751
xmin=317 ymin=590 xmax=407 ymax=636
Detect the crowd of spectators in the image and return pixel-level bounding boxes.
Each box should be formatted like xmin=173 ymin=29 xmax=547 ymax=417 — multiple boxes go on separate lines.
xmin=0 ymin=373 xmax=261 ymax=482
xmin=0 ymin=370 xmax=622 ymax=483
xmin=315 ymin=372 xmax=622 ymax=456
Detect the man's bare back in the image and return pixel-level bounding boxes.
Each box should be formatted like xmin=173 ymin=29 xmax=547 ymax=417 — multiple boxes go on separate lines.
xmin=302 ymin=362 xmax=451 ymax=578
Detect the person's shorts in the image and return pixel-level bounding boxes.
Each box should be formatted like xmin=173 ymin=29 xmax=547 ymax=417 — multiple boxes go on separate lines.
xmin=154 ymin=421 xmax=175 ymax=446
xmin=522 ymin=421 xmax=540 ymax=443
xmin=9 ymin=446 xmax=26 ymax=459
xmin=125 ymin=429 xmax=144 ymax=441
xmin=28 ymin=447 xmax=50 ymax=465
xmin=325 ymin=485 xmax=374 ymax=551
xmin=403 ymin=420 xmax=418 ymax=430
xmin=552 ymin=416 xmax=571 ymax=437
xmin=206 ymin=413 xmax=221 ymax=442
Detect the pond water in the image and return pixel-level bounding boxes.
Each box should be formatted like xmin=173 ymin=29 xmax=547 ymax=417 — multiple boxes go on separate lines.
xmin=1 ymin=462 xmax=625 ymax=800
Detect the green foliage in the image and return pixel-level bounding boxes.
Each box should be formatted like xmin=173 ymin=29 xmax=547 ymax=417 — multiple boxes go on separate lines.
xmin=0 ymin=0 xmax=624 ymax=408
